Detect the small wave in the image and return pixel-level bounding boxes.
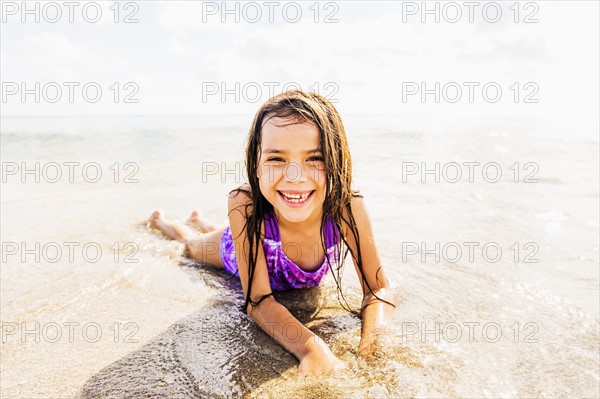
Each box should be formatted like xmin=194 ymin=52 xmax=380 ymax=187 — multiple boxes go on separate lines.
xmin=535 ymin=210 xmax=568 ymax=222
xmin=536 ymin=177 xmax=565 ymax=185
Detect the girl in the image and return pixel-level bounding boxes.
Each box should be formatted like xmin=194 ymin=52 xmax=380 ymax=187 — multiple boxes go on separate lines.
xmin=148 ymin=90 xmax=396 ymax=378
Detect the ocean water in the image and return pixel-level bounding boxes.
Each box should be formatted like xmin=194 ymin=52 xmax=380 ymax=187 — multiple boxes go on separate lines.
xmin=1 ymin=115 xmax=598 ymax=398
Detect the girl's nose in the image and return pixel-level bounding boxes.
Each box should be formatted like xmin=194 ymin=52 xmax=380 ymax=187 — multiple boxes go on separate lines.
xmin=283 ymin=162 xmax=308 ymax=183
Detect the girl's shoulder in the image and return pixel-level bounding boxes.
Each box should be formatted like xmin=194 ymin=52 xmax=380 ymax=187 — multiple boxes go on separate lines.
xmin=227 ymin=183 xmax=252 ymax=201
xmin=340 ymin=193 xmax=367 ymax=237
xmin=227 ymin=184 xmax=253 ymax=213
xmin=227 ymin=184 xmax=268 ymax=239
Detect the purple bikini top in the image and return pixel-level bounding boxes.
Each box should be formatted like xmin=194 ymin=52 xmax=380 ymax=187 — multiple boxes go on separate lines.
xmin=262 ymin=209 xmax=341 ymax=291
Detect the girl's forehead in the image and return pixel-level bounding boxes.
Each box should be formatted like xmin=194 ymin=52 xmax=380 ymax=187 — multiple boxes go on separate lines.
xmin=262 ymin=115 xmax=315 ymax=131
xmin=261 ymin=118 xmax=321 ymax=148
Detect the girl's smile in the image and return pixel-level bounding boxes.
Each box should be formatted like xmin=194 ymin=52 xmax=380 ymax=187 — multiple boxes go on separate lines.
xmin=277 ymin=190 xmax=315 ymax=207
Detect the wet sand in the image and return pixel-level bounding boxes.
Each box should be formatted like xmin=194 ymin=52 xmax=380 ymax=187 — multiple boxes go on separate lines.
xmin=74 ymin=263 xmax=401 ymax=399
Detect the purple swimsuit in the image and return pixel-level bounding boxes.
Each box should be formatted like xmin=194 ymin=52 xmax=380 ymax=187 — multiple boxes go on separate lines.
xmin=220 ymin=210 xmax=340 ymax=290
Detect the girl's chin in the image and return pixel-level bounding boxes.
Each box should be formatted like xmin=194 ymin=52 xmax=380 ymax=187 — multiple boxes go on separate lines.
xmin=277 ymin=212 xmax=317 ymax=226
xmin=275 ymin=203 xmax=324 ymax=224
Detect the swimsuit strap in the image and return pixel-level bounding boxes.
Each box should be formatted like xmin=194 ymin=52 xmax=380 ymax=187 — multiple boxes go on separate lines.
xmin=264 ymin=209 xmax=339 ymax=248
xmin=264 ymin=209 xmax=279 ymax=241
xmin=324 ymin=214 xmax=340 ymax=248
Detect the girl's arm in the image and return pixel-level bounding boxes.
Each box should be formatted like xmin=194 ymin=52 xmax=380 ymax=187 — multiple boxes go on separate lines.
xmin=344 ymin=196 xmax=397 ymax=358
xmin=228 ymin=189 xmax=344 ymax=377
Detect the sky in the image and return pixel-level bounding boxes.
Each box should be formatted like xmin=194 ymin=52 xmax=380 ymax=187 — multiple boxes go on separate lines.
xmin=1 ymin=0 xmax=598 ymax=131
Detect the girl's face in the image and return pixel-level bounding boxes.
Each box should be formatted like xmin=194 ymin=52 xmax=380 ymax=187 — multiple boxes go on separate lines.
xmin=258 ymin=117 xmax=326 ymax=225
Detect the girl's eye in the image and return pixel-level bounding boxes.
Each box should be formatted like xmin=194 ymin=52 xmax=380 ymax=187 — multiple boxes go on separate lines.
xmin=266 ymin=156 xmax=323 ymax=163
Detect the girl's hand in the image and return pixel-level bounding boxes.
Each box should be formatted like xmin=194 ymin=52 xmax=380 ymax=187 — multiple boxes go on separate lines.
xmin=298 ymin=339 xmax=346 ymax=378
xmin=358 ymin=337 xmax=375 ymax=359
xmin=358 ymin=328 xmax=392 ymax=361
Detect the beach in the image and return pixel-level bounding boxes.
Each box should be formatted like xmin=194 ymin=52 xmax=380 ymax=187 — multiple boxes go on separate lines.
xmin=1 ymin=114 xmax=598 ymax=398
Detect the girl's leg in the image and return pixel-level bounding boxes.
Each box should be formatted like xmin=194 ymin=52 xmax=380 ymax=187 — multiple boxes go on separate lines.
xmin=148 ymin=210 xmax=198 ymax=242
xmin=186 ymin=210 xmax=223 ymax=233
xmin=185 ymin=227 xmax=227 ymax=267
xmin=148 ymin=210 xmax=226 ymax=268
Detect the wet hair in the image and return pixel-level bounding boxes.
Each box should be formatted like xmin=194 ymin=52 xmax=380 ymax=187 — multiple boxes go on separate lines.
xmin=228 ymin=89 xmax=394 ymax=315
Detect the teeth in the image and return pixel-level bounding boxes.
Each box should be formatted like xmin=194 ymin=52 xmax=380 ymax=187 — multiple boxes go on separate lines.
xmin=280 ymin=191 xmax=311 ymax=202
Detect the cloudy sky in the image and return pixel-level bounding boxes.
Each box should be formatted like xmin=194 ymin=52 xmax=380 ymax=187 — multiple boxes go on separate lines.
xmin=1 ymin=1 xmax=598 ymax=130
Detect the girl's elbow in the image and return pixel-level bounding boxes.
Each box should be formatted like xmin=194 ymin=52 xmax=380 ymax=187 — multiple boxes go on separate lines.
xmin=246 ymin=294 xmax=277 ymax=321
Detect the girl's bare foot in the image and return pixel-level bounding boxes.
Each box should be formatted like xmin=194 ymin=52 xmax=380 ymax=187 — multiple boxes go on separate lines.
xmin=147 ymin=210 xmax=198 ymax=243
xmin=147 ymin=210 xmax=163 ymax=229
xmin=186 ymin=210 xmax=220 ymax=233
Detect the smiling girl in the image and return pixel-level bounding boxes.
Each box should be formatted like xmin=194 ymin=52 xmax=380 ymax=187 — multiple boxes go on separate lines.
xmin=148 ymin=90 xmax=396 ymax=377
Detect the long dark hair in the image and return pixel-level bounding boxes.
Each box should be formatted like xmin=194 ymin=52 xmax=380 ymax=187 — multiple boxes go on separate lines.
xmin=229 ymin=90 xmax=392 ymax=315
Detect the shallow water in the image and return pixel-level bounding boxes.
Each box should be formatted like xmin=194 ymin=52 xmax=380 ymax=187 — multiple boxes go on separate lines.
xmin=1 ymin=115 xmax=598 ymax=398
